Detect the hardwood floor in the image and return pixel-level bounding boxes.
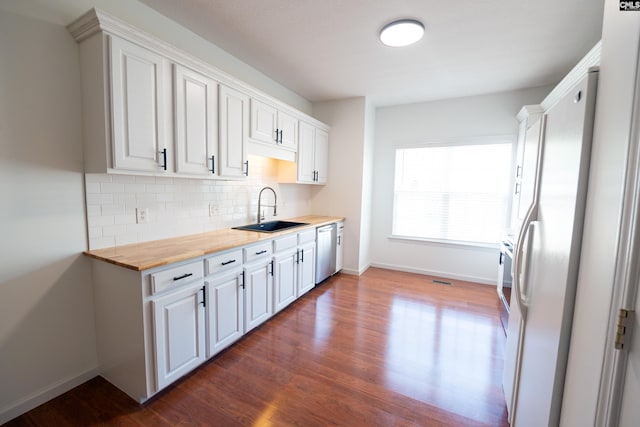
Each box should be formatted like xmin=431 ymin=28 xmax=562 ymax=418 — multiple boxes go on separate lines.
xmin=7 ymin=268 xmax=509 ymax=426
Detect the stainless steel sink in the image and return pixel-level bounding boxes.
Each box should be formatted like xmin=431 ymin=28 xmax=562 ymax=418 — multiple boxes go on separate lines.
xmin=232 ymin=220 xmax=309 ymax=233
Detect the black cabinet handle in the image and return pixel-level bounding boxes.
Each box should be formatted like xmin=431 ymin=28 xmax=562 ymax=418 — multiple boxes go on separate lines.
xmin=255 ymin=249 xmax=267 ymax=255
xmin=240 ymin=272 xmax=245 ymax=289
xmin=160 ymin=148 xmax=167 ymax=171
xmin=209 ymin=155 xmax=215 ymax=174
xmin=301 ymin=249 xmax=304 ymax=263
xmin=338 ymin=235 xmax=341 ymax=245
xmin=296 ymin=250 xmax=300 ymax=264
xmin=244 ymin=160 xmax=249 ymax=176
xmin=269 ymin=260 xmax=274 ymax=276
xmin=173 ymin=273 xmax=193 ymax=281
xmin=279 ymin=129 xmax=283 ymax=143
xmin=221 ymin=259 xmax=236 ymax=266
xmin=200 ymin=285 xmax=206 ymax=307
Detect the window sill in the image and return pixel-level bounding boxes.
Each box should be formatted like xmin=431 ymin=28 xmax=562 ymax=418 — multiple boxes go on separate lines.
xmin=388 ymin=234 xmax=499 ymax=250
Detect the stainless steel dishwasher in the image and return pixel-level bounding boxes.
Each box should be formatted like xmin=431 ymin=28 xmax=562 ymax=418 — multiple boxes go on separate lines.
xmin=315 ymin=223 xmax=337 ymax=284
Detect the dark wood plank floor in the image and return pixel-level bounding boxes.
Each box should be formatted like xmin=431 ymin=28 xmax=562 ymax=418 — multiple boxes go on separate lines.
xmin=7 ymin=268 xmax=509 ymax=426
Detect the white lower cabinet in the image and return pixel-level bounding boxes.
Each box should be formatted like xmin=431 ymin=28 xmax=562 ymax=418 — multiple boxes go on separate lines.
xmin=90 ymin=222 xmax=338 ymax=403
xmin=273 ymin=248 xmax=298 ymax=313
xmin=244 ymin=258 xmax=274 ymax=332
xmin=206 ymin=268 xmax=244 ymax=357
xmin=298 ymin=241 xmax=316 ymax=296
xmin=336 ymin=221 xmax=344 ymax=273
xmin=152 ymin=281 xmax=206 ymax=390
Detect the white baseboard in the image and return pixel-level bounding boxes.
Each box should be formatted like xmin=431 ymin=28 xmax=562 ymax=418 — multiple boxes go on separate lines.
xmin=0 ymin=367 xmax=99 ymax=424
xmin=369 ymin=262 xmax=497 ymax=286
xmin=338 ymin=262 xmax=370 ymax=276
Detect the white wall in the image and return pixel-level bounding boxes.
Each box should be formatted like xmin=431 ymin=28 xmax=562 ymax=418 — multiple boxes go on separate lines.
xmin=0 ymin=10 xmax=98 ymax=423
xmin=560 ymin=2 xmax=640 ymax=424
xmin=358 ymin=100 xmax=376 ymax=270
xmin=311 ymin=97 xmax=369 ymax=274
xmin=371 ymin=87 xmax=553 ymax=284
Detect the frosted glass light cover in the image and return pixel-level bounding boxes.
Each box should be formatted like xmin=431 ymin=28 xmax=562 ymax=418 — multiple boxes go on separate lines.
xmin=380 ymin=19 xmax=424 ymax=47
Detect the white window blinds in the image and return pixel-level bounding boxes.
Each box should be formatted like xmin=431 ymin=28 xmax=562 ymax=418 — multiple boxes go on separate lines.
xmin=393 ymin=142 xmax=512 ymax=245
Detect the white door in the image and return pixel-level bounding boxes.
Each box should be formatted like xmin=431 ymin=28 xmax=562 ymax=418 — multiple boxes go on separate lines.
xmin=152 ymin=282 xmax=206 ymax=390
xmin=278 ymin=111 xmax=298 ymax=151
xmin=207 ymin=269 xmax=244 ymax=357
xmin=273 ymin=250 xmax=297 ymax=313
xmin=110 ymin=36 xmax=167 ymax=172
xmin=219 ymin=85 xmax=249 ymax=178
xmin=174 ymin=65 xmax=218 ymax=177
xmin=314 ymin=128 xmax=329 ymax=184
xmin=244 ymin=261 xmax=273 ymax=332
xmin=297 ymin=121 xmax=316 ymax=183
xmin=298 ymin=242 xmax=316 ymax=296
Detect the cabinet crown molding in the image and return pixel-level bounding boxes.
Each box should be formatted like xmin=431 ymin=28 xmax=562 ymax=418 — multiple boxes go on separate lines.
xmin=541 ymin=41 xmax=601 ymax=111
xmin=66 ymin=8 xmax=329 ymax=131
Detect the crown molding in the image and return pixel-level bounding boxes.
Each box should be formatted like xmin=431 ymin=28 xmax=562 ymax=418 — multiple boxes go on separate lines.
xmin=66 ymin=8 xmax=327 ymax=130
xmin=541 ymin=41 xmax=602 ymax=111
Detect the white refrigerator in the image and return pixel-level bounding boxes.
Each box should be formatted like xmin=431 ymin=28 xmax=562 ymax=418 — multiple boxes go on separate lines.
xmin=503 ymin=69 xmax=598 ymax=426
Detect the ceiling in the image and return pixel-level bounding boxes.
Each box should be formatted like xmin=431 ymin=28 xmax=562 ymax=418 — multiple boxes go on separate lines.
xmin=138 ymin=0 xmax=604 ymax=106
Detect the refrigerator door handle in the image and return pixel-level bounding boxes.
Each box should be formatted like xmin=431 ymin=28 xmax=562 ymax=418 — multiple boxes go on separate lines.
xmin=520 ymin=221 xmax=537 ymax=307
xmin=513 ymin=204 xmax=537 ymax=321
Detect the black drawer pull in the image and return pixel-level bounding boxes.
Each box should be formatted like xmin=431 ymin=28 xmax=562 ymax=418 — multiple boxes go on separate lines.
xmin=221 ymin=259 xmax=236 ymax=266
xmin=173 ymin=273 xmax=193 ymax=281
xmin=255 ymin=249 xmax=267 ymax=255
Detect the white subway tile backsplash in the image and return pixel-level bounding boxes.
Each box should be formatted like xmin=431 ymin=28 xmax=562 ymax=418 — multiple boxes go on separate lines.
xmin=85 ymin=157 xmax=312 ymax=250
xmin=100 ymin=183 xmax=125 ymax=193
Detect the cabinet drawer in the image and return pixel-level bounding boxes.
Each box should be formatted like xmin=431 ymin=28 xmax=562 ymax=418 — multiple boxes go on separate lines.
xmin=150 ymin=261 xmax=204 ymax=295
xmin=273 ymin=234 xmax=297 ymax=252
xmin=205 ymin=249 xmax=243 ymax=275
xmin=298 ymin=228 xmax=316 ymax=244
xmin=244 ymin=241 xmax=273 ymax=263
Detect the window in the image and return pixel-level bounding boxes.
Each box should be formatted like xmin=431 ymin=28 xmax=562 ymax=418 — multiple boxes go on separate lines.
xmin=393 ymin=141 xmax=513 ymax=245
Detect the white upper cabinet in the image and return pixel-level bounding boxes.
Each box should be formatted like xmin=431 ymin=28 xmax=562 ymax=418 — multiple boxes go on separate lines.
xmin=110 ymin=36 xmax=169 ymax=173
xmin=219 ymin=85 xmax=250 ymax=178
xmin=174 ymin=65 xmax=219 ymax=177
xmin=278 ymin=111 xmax=298 ymax=151
xmin=250 ymin=99 xmax=298 ymax=151
xmin=282 ymin=121 xmax=329 ymax=184
xmin=69 ymin=9 xmax=328 ymax=181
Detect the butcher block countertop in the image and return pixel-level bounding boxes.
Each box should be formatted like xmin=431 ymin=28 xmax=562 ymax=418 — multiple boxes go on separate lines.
xmin=84 ymin=215 xmax=344 ymax=271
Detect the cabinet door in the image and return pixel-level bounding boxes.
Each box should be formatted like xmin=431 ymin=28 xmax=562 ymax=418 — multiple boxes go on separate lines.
xmin=336 ymin=222 xmax=344 ymax=273
xmin=298 ymin=242 xmax=316 ymax=296
xmin=174 ymin=65 xmax=218 ymax=177
xmin=219 ymin=85 xmax=249 ymax=178
xmin=273 ymin=250 xmax=297 ymax=313
xmin=297 ymin=121 xmax=316 ymax=183
xmin=244 ymin=261 xmax=273 ymax=332
xmin=314 ymin=128 xmax=329 ymax=184
xmin=152 ymin=282 xmax=206 ymax=390
xmin=110 ymin=36 xmax=167 ymax=172
xmin=207 ymin=269 xmax=244 ymax=357
xmin=250 ymin=99 xmax=277 ymax=144
xmin=278 ymin=111 xmax=298 ymax=151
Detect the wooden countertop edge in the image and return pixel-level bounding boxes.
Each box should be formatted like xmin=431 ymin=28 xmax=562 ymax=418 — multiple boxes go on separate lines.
xmin=84 ymin=215 xmax=344 ymax=271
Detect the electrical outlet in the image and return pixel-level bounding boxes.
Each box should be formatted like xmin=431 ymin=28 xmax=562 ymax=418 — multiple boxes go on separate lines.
xmin=209 ymin=203 xmax=219 ymax=216
xmin=136 ymin=207 xmax=149 ymax=224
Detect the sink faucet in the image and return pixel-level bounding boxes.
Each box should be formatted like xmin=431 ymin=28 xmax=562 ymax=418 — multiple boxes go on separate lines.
xmin=257 ymin=186 xmax=277 ymax=224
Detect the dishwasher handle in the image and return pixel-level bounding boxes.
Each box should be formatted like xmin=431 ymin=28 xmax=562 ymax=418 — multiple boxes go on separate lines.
xmin=317 ymin=224 xmax=335 ymax=233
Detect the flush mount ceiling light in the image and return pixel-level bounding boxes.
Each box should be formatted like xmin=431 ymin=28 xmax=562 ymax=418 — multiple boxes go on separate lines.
xmin=379 ymin=19 xmax=425 ymax=47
